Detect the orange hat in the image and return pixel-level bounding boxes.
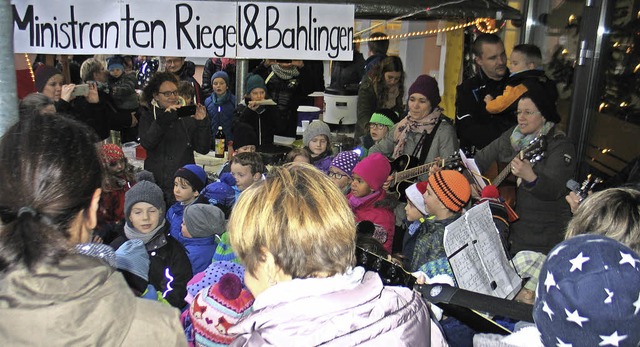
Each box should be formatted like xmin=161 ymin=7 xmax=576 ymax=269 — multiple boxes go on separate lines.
xmin=428 ymin=170 xmax=471 ymax=212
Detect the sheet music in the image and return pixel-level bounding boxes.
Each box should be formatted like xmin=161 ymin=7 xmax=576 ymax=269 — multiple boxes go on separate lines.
xmin=459 ymin=149 xmax=486 ymax=190
xmin=444 ymin=202 xmax=521 ymax=299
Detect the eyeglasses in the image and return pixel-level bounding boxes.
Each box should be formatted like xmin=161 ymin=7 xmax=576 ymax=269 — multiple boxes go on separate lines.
xmin=369 ymin=123 xmax=388 ymax=130
xmin=328 ymin=171 xmax=348 ymax=179
xmin=158 ymin=90 xmax=178 ymax=97
xmin=516 ymin=110 xmax=542 ymax=117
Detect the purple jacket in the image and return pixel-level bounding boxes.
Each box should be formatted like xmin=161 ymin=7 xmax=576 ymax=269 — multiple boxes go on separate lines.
xmin=229 ymin=268 xmax=446 ymax=346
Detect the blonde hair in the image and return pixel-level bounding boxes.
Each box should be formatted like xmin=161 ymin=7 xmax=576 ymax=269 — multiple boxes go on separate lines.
xmin=565 ymin=187 xmax=640 ymax=253
xmin=228 ymin=163 xmax=356 ymax=278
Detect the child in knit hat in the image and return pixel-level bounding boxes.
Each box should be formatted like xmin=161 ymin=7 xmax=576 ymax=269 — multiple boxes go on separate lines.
xmin=362 ymin=108 xmax=400 ymax=157
xmin=328 ymin=151 xmax=360 ymax=195
xmin=110 ymin=179 xmax=193 ymax=309
xmin=166 ymin=164 xmax=209 ymax=248
xmin=106 ymin=55 xmax=139 ymax=112
xmin=236 ymin=73 xmax=278 ymax=147
xmin=407 ymin=170 xmax=471 ymax=285
xmin=532 ymin=235 xmax=640 ymax=347
xmin=95 ymin=143 xmax=136 ymax=244
xmin=181 ymin=204 xmax=226 ymax=274
xmin=302 ymin=120 xmax=334 ymax=173
xmin=205 ymin=71 xmax=237 ymax=145
xmin=347 ymin=152 xmax=396 ymax=253
xmin=217 ymin=122 xmax=258 ymax=176
xmin=202 ymin=172 xmax=237 ymax=218
xmin=187 ymin=273 xmax=254 ymax=346
xmin=182 ymin=261 xmax=247 ymax=345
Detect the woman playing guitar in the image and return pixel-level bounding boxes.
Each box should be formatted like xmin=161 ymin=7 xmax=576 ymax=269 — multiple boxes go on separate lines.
xmin=473 ymin=82 xmax=576 ymax=256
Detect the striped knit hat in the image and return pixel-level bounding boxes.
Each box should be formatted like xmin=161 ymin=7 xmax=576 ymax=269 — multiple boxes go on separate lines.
xmin=427 ymin=170 xmax=470 ymax=212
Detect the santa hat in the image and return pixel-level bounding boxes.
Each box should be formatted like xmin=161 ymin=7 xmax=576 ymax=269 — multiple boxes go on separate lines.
xmin=190 ymin=273 xmax=254 ymax=345
xmin=405 ymin=181 xmax=429 ymax=215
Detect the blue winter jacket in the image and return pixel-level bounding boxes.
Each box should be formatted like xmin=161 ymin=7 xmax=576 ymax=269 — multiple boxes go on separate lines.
xmin=205 ymin=92 xmax=237 ymax=142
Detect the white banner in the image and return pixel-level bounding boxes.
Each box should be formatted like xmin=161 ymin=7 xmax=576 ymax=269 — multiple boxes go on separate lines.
xmin=11 ymin=0 xmax=354 ymax=60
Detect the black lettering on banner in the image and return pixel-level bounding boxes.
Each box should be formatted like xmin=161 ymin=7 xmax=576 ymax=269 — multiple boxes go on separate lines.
xmin=242 ymin=4 xmax=262 ymax=49
xmin=12 ymin=4 xmax=35 ymax=46
xmin=176 ymin=3 xmax=195 ymax=49
xmin=265 ymin=6 xmax=279 ymax=49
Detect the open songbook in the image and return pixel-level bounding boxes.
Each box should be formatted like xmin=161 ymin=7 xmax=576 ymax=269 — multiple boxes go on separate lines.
xmin=444 ymin=202 xmax=522 ymax=299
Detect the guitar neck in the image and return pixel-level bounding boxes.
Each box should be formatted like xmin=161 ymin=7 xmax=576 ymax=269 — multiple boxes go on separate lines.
xmin=493 ymin=150 xmax=526 ymax=187
xmin=393 ymin=158 xmax=443 ymax=183
xmin=492 ymin=164 xmax=512 ymax=187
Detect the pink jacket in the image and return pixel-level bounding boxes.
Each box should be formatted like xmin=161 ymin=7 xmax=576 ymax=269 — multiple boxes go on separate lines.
xmin=229 ymin=269 xmax=447 ymax=346
xmin=348 ymin=190 xmax=396 ymax=253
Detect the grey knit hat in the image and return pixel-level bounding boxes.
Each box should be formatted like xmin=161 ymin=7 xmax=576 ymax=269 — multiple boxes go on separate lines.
xmin=124 ymin=180 xmax=166 ymax=222
xmin=184 ymin=204 xmax=225 ymax=238
xmin=302 ymin=120 xmax=331 ymax=147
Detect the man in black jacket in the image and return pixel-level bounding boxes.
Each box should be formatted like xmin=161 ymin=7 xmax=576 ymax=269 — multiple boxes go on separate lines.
xmin=455 ymin=34 xmax=515 ymax=153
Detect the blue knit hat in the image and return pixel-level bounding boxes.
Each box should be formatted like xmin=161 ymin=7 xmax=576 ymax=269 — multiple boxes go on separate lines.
xmin=175 ymin=164 xmax=207 ymax=193
xmin=107 ymin=56 xmax=125 ymax=72
xmin=202 ymin=172 xmax=236 ymax=208
xmin=534 ymin=235 xmax=640 ymax=347
xmin=211 ymin=71 xmax=230 ymax=85
xmin=245 ymin=73 xmax=266 ymax=94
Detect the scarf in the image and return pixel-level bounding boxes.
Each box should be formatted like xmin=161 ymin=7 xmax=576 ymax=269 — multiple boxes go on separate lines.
xmin=509 ymin=122 xmax=554 ymax=151
xmin=382 ymin=85 xmax=400 ymax=109
xmin=212 ymin=91 xmax=230 ymax=106
xmin=348 ymin=190 xmax=382 ymax=209
xmin=392 ymin=107 xmax=443 ymax=159
xmin=124 ymin=219 xmax=166 ymax=245
xmin=73 ymin=243 xmax=117 ymax=267
xmin=271 ymin=64 xmax=300 ymax=80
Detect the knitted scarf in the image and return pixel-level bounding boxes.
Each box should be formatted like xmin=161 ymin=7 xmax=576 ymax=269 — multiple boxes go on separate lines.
xmin=509 ymin=122 xmax=554 ymax=151
xmin=212 ymin=91 xmax=230 ymax=106
xmin=124 ymin=219 xmax=166 ymax=245
xmin=348 ymin=190 xmax=382 ymax=209
xmin=271 ymin=64 xmax=300 ymax=80
xmin=392 ymin=107 xmax=442 ymax=159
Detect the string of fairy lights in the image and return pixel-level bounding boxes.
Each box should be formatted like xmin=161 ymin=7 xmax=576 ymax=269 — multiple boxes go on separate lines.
xmin=353 ymin=18 xmax=503 ymax=44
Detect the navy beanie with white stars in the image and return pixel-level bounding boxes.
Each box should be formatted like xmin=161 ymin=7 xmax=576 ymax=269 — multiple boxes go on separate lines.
xmin=533 ymin=234 xmax=640 ymax=347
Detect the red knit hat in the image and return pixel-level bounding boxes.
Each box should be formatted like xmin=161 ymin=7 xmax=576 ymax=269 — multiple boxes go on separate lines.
xmin=427 ymin=170 xmax=471 ymax=212
xmin=352 ymin=152 xmax=391 ymax=191
xmin=101 ymin=144 xmax=125 ymax=163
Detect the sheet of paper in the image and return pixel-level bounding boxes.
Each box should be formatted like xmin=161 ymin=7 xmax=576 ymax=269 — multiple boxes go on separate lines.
xmin=459 ymin=149 xmax=486 ymax=190
xmin=444 ymin=202 xmax=521 ymax=299
xmin=254 ymin=99 xmax=277 ymax=106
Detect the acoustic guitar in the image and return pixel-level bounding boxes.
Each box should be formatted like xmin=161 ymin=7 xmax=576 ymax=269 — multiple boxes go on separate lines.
xmin=355 ymin=246 xmax=533 ymax=334
xmin=388 ymin=152 xmax=462 ymax=200
xmin=492 ymin=135 xmax=547 ymax=207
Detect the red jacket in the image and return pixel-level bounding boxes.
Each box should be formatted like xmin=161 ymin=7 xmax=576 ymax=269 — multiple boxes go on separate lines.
xmin=348 ymin=190 xmax=395 ymax=253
